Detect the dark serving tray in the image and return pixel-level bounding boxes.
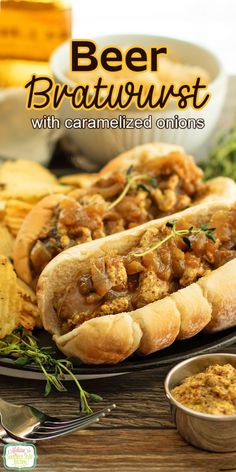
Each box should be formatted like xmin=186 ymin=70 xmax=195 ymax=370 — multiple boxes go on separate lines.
xmin=0 ymin=328 xmax=235 ymax=380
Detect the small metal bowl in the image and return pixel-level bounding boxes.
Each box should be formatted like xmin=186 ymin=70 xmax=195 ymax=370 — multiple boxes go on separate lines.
xmin=164 ymin=353 xmax=236 ymax=452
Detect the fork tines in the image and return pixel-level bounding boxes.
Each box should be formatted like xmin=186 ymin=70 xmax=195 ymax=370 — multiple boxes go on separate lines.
xmin=19 ymin=404 xmax=116 ymax=442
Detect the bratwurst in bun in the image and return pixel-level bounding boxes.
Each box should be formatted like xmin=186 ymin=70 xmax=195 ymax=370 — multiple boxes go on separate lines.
xmin=37 ymin=200 xmax=236 ymax=364
xmin=14 ymin=143 xmax=236 ymax=286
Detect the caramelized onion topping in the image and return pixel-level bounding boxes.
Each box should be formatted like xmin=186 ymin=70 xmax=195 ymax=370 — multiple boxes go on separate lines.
xmin=55 ymin=206 xmax=236 ymax=331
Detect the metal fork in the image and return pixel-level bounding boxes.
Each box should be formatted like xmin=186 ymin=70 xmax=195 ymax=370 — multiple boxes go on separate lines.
xmin=0 ymin=398 xmax=116 ymax=442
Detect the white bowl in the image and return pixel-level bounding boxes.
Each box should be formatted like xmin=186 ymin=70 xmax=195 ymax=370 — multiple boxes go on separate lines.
xmin=51 ymin=34 xmax=227 ymax=164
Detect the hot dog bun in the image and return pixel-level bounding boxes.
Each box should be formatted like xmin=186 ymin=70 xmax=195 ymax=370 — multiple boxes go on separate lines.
xmin=13 ymin=194 xmax=67 ymax=285
xmin=37 ymin=200 xmax=236 ymax=364
xmin=100 ymin=142 xmax=184 ymax=174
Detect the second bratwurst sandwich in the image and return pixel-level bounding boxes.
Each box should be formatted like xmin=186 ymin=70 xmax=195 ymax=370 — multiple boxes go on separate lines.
xmin=14 ymin=142 xmax=236 ymax=286
xmin=37 ymin=200 xmax=236 ymax=364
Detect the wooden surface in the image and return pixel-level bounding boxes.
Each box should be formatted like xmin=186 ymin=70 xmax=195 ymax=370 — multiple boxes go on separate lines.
xmin=0 ymin=346 xmax=236 ymax=471
xmin=0 ymin=77 xmax=236 ymax=472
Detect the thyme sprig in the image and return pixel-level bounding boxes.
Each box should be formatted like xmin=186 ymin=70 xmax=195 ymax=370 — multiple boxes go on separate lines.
xmin=108 ymin=166 xmax=157 ymax=210
xmin=201 ymin=122 xmax=236 ymax=180
xmin=130 ymin=220 xmax=216 ymax=258
xmin=0 ymin=328 xmax=102 ymax=413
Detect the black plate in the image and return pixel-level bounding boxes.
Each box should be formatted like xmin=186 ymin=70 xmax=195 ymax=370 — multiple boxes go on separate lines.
xmin=1 ymin=151 xmax=235 ymax=379
xmin=0 ymin=328 xmax=236 ymax=379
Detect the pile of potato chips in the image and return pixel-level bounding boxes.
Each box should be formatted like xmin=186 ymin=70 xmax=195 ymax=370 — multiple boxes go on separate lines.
xmin=0 ymin=159 xmax=73 ymax=339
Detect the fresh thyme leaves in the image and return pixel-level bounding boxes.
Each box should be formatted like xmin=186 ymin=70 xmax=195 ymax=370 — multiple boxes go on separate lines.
xmin=130 ymin=221 xmax=216 ymax=258
xmin=137 ymin=183 xmax=151 ymax=193
xmin=0 ymin=328 xmax=102 ymax=413
xmin=148 ymin=177 xmax=158 ymax=188
xmin=127 ymin=165 xmax=134 ymax=176
xmin=165 ymin=220 xmax=177 ymax=228
xmin=108 ymin=168 xmax=157 ymax=210
xmin=200 ymin=223 xmax=216 ymax=242
xmin=182 ymin=236 xmax=192 ymax=249
xmin=201 ymin=123 xmax=236 ymax=180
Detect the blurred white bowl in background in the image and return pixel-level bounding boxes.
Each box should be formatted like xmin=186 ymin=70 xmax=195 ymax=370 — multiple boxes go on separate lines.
xmin=51 ymin=34 xmax=227 ymax=164
xmin=0 ymin=88 xmax=61 ymax=165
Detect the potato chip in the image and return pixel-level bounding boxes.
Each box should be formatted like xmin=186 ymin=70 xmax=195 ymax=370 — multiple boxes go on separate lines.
xmin=0 ymin=200 xmax=5 ymax=219
xmin=0 ymin=159 xmax=57 ymax=185
xmin=3 ymin=199 xmax=33 ymax=236
xmin=17 ymin=278 xmax=42 ymax=330
xmin=0 ymin=159 xmax=71 ymax=202
xmin=0 ymin=255 xmax=20 ymax=339
xmin=0 ymin=224 xmax=14 ymax=258
xmin=59 ymin=172 xmax=98 ymax=188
